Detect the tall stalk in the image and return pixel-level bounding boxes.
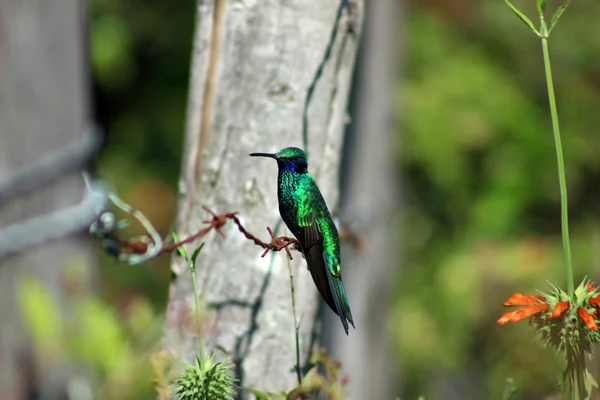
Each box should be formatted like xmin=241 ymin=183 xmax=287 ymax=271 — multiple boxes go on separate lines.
xmin=539 ymin=19 xmax=574 ymax=297
xmin=504 ymin=0 xmax=575 ymax=297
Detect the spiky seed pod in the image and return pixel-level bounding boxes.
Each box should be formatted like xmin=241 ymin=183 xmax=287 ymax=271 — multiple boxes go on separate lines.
xmin=174 ymin=356 xmax=237 ymax=400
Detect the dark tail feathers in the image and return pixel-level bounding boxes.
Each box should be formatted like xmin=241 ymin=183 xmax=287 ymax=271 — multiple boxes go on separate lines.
xmin=327 ymin=273 xmax=355 ymax=335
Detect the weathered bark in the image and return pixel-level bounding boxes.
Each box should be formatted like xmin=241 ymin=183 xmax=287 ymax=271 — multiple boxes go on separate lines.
xmin=323 ymin=0 xmax=403 ymax=398
xmin=0 ymin=0 xmax=91 ymax=399
xmin=163 ymin=0 xmax=363 ymax=395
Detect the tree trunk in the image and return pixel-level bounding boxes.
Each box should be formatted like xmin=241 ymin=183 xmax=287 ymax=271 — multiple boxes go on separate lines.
xmin=0 ymin=0 xmax=91 ymax=399
xmin=323 ymin=0 xmax=403 ymax=398
xmin=163 ymin=0 xmax=363 ymax=396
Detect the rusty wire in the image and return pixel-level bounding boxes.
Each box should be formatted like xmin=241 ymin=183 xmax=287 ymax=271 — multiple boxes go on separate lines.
xmin=99 ymin=205 xmax=302 ymax=263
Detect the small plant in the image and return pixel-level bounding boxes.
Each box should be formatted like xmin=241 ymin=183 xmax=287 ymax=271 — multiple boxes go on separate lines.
xmin=175 ymin=355 xmax=237 ymax=400
xmin=247 ymin=347 xmax=349 ymax=400
xmin=172 ymin=237 xmax=238 ymax=400
xmin=498 ymin=1 xmax=598 ymax=399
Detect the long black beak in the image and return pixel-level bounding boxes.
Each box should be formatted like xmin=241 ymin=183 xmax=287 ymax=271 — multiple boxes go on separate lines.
xmin=249 ymin=152 xmax=277 ymax=159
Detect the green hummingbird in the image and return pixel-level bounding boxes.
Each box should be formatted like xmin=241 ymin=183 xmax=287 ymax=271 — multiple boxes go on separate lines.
xmin=250 ymin=147 xmax=354 ymax=334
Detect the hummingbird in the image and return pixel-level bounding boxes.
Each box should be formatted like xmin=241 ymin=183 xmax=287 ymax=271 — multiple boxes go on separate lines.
xmin=250 ymin=147 xmax=354 ymax=334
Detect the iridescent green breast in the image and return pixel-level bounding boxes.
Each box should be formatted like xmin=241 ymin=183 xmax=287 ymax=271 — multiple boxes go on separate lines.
xmin=277 ymin=169 xmax=302 ymax=230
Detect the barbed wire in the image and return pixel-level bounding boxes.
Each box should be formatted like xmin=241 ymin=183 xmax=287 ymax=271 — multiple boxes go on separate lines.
xmin=89 ymin=187 xmax=303 ymax=265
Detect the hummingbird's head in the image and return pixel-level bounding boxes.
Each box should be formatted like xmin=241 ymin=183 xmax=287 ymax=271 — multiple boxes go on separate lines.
xmin=249 ymin=147 xmax=308 ymax=173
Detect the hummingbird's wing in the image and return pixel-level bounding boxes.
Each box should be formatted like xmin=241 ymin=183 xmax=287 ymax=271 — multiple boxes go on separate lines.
xmin=293 ymin=200 xmax=339 ymax=318
xmin=294 ymin=194 xmax=354 ymax=334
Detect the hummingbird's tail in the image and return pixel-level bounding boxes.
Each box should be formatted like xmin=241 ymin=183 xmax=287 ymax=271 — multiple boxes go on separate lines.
xmin=327 ymin=273 xmax=355 ymax=335
xmin=304 ymin=244 xmax=355 ymax=334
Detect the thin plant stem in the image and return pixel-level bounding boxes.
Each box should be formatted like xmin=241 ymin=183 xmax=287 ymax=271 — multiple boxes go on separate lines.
xmin=287 ymin=258 xmax=302 ymax=385
xmin=173 ymin=235 xmax=206 ymax=370
xmin=540 ymin=19 xmax=574 ymax=297
xmin=190 ymin=263 xmax=205 ymax=370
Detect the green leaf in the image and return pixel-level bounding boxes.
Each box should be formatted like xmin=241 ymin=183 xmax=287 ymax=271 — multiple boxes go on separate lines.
xmin=536 ymin=0 xmax=546 ymax=14
xmin=172 ymin=232 xmax=188 ymax=259
xmin=190 ymin=243 xmax=205 ymax=266
xmin=245 ymin=387 xmax=272 ymax=399
xmin=585 ymin=368 xmax=598 ymax=397
xmin=504 ymin=0 xmax=540 ymax=36
xmin=549 ymin=0 xmax=572 ymax=34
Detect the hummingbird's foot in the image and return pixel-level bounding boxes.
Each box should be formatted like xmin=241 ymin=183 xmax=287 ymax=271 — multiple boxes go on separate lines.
xmin=292 ymin=243 xmax=305 ymax=258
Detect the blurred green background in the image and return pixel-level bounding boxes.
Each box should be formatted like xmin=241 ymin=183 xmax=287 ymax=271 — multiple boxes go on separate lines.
xmin=23 ymin=0 xmax=600 ymax=399
xmin=393 ymin=1 xmax=600 ymax=399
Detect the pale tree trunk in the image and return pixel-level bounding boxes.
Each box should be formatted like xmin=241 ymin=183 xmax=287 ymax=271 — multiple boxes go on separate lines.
xmin=163 ymin=0 xmax=363 ymax=396
xmin=0 ymin=0 xmax=91 ymax=399
xmin=323 ymin=0 xmax=403 ymax=398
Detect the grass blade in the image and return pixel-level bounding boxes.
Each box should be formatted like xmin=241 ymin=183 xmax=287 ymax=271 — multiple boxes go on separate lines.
xmin=537 ymin=0 xmax=546 ymax=14
xmin=504 ymin=0 xmax=540 ymax=35
xmin=549 ymin=0 xmax=572 ymax=34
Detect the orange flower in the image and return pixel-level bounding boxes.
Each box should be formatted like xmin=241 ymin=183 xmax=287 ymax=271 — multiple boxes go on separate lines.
xmin=499 ymin=281 xmax=600 ymax=360
xmin=499 ymin=282 xmax=600 ymax=331
xmin=587 ymin=282 xmax=596 ymax=292
xmin=589 ymin=296 xmax=600 ymax=307
xmin=550 ymin=301 xmax=570 ymax=318
xmin=577 ymin=307 xmax=598 ymax=330
xmin=502 ymin=292 xmax=545 ymax=307
xmin=498 ymin=292 xmax=548 ymax=324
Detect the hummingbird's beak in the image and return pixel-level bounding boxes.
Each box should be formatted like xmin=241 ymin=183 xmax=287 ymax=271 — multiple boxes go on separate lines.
xmin=249 ymin=152 xmax=277 ymax=159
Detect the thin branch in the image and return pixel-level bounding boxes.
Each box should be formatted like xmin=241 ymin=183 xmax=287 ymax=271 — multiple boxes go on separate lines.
xmin=287 ymin=256 xmax=302 ymax=385
xmin=302 ymin=0 xmax=350 ymax=153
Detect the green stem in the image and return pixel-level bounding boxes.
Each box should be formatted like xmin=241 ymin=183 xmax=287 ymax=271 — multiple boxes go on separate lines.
xmin=287 ymin=258 xmax=302 ymax=386
xmin=540 ymin=22 xmax=574 ymax=297
xmin=561 ymin=349 xmax=594 ymax=400
xmin=190 ymin=265 xmax=205 ymax=371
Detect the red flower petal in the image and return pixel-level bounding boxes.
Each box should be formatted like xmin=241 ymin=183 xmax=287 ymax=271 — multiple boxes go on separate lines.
xmin=503 ymin=293 xmax=546 ymax=307
xmin=497 ymin=303 xmax=549 ymax=324
xmin=550 ymin=301 xmax=570 ymax=318
xmin=589 ymin=296 xmax=600 ymax=307
xmin=587 ymin=282 xmax=596 ymax=292
xmin=577 ymin=307 xmax=598 ymax=330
